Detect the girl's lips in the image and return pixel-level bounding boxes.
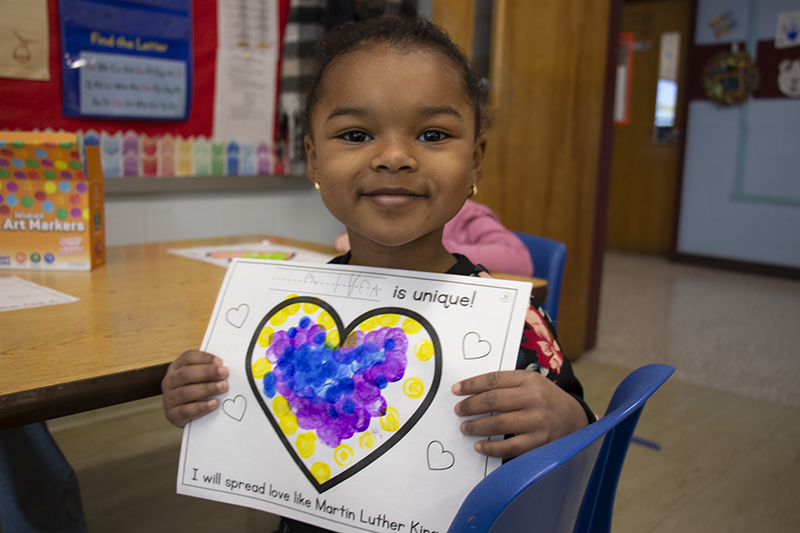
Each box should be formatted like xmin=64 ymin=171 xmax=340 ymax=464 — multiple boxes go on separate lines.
xmin=362 ymin=188 xmax=424 ymax=207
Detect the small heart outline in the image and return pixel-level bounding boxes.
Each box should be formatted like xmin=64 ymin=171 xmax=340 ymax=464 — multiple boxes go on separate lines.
xmin=426 ymin=440 xmax=455 ymax=471
xmin=226 ymin=303 xmax=249 ymax=328
xmin=222 ymin=395 xmax=247 ymax=422
xmin=462 ymin=331 xmax=491 ymax=360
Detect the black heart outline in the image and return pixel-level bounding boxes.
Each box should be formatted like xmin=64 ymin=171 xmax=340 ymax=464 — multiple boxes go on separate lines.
xmin=245 ymin=296 xmax=442 ymax=493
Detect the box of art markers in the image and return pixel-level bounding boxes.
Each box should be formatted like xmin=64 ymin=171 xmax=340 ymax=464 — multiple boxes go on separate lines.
xmin=0 ymin=132 xmax=105 ymax=271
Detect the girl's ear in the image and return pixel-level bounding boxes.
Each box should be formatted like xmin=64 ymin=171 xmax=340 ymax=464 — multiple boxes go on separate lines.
xmin=304 ymin=134 xmax=318 ymax=184
xmin=472 ymin=135 xmax=488 ymax=184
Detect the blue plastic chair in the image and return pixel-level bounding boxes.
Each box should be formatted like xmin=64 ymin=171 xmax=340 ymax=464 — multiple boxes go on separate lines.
xmin=448 ymin=364 xmax=675 ymax=533
xmin=512 ymin=232 xmax=567 ymax=323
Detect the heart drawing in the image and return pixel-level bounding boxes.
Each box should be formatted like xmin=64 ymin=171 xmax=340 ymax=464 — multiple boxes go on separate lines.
xmin=245 ymin=296 xmax=442 ymax=493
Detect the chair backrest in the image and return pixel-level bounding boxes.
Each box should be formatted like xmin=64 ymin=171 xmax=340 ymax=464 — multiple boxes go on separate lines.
xmin=512 ymin=232 xmax=567 ymax=323
xmin=448 ymin=364 xmax=674 ymax=533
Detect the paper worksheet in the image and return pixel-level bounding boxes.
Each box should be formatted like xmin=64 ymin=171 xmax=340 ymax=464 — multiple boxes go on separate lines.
xmin=177 ymin=259 xmax=532 ymax=532
xmin=167 ymin=240 xmax=335 ymax=268
xmin=0 ymin=276 xmax=78 ymax=312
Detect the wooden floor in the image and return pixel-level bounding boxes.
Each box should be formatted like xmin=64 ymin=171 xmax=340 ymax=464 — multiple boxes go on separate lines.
xmin=46 ymin=252 xmax=800 ymax=532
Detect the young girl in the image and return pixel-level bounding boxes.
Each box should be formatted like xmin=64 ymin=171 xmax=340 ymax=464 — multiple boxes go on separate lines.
xmin=162 ymin=15 xmax=594 ymax=532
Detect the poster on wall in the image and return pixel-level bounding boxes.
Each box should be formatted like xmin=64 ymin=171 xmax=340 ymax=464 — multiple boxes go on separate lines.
xmin=0 ymin=0 xmax=50 ymax=81
xmin=177 ymin=259 xmax=532 ymax=533
xmin=58 ymin=0 xmax=193 ymax=121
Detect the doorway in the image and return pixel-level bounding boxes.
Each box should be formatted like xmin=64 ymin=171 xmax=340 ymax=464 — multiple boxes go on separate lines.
xmin=606 ymin=0 xmax=692 ymax=255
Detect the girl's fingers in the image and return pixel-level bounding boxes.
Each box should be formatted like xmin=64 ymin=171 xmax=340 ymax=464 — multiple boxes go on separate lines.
xmin=459 ymin=411 xmax=539 ymax=438
xmin=473 ymin=434 xmax=541 ymax=459
xmin=452 ymin=370 xmax=533 ymax=396
xmin=166 ymin=398 xmax=220 ymax=428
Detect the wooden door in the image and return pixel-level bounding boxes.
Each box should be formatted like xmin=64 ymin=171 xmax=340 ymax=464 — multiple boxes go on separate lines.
xmin=606 ymin=0 xmax=691 ymax=254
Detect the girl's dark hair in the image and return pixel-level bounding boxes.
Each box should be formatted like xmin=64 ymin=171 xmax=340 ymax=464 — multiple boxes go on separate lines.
xmin=303 ymin=16 xmax=490 ymax=137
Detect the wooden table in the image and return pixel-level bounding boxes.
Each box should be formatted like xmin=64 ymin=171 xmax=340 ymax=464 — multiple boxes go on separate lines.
xmin=0 ymin=235 xmax=546 ymax=430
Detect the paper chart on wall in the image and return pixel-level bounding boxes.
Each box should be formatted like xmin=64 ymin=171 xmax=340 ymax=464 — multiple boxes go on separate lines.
xmin=177 ymin=259 xmax=532 ymax=533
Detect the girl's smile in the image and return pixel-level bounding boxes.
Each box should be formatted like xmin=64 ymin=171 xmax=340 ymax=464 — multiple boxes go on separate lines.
xmin=304 ymin=45 xmax=487 ymax=272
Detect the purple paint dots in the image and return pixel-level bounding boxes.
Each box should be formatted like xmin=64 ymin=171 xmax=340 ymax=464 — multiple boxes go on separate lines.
xmin=13 ymin=171 xmax=25 ymax=179
xmin=0 ymin=194 xmax=3 ymax=203
xmin=0 ymin=160 xmax=8 ymax=167
xmin=70 ymin=208 xmax=82 ymax=219
xmin=76 ymin=182 xmax=87 ymax=193
xmin=41 ymin=159 xmax=53 ymax=168
xmin=60 ymin=171 xmax=72 ymax=179
xmin=59 ymin=182 xmax=71 ymax=193
xmin=6 ymin=182 xmax=18 ymax=193
xmin=262 ymin=314 xmax=410 ymax=449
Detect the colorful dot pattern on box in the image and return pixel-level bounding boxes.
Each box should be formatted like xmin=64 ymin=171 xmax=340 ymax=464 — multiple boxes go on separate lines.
xmin=0 ymin=140 xmax=88 ymax=218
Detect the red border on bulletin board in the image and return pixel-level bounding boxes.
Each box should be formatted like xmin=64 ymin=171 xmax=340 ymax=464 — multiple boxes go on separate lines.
xmin=1 ymin=0 xmax=290 ymax=140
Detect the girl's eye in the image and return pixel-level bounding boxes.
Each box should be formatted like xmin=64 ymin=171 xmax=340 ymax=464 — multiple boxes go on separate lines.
xmin=417 ymin=130 xmax=449 ymax=142
xmin=341 ymin=131 xmax=372 ymax=142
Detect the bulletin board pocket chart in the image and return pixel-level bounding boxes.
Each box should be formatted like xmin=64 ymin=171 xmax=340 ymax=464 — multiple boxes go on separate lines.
xmin=178 ymin=259 xmax=533 ymax=533
xmin=59 ymin=0 xmax=192 ymax=121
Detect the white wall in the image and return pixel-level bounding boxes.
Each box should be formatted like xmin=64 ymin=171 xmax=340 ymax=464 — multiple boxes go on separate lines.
xmin=677 ymin=0 xmax=800 ymax=268
xmin=105 ymin=187 xmax=344 ymax=247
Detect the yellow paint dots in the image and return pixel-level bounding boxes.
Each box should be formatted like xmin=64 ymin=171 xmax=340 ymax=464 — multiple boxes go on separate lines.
xmin=325 ymin=329 xmax=340 ymax=348
xmin=333 ymin=444 xmax=354 ymax=467
xmin=380 ymin=406 xmax=400 ymax=432
xmin=296 ymin=432 xmax=317 ymax=458
xmin=358 ymin=316 xmax=379 ymax=332
xmin=44 ymin=182 xmax=57 ymax=194
xmin=318 ymin=310 xmax=334 ymax=331
xmin=379 ymin=314 xmax=401 ymax=327
xmin=257 ymin=326 xmax=274 ymax=347
xmin=82 ymin=208 xmax=89 ymax=220
xmin=280 ymin=414 xmax=298 ymax=436
xmin=273 ymin=397 xmax=291 ymax=417
xmin=359 ymin=432 xmax=375 ymax=450
xmin=269 ymin=311 xmax=289 ymax=326
xmin=54 ymin=160 xmax=68 ymax=170
xmin=283 ymin=294 xmax=301 ymax=316
xmin=414 ymin=339 xmax=434 ymax=362
xmin=402 ymin=318 xmax=423 ymax=335
xmin=403 ymin=377 xmax=425 ymax=399
xmin=251 ymin=358 xmax=271 ymax=379
xmin=311 ymin=462 xmax=331 ymax=484
xmin=343 ymin=331 xmax=359 ymax=349
xmin=303 ymin=302 xmax=319 ymax=314
xmin=274 ymin=397 xmax=297 ymax=435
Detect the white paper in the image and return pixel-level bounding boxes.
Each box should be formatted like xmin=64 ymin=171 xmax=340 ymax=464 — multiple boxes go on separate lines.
xmin=177 ymin=259 xmax=532 ymax=532
xmin=212 ymin=49 xmax=278 ymax=143
xmin=0 ymin=276 xmax=78 ymax=312
xmin=168 ymin=240 xmax=334 ymax=268
xmin=776 ymin=11 xmax=800 ymax=49
xmin=0 ymin=0 xmax=50 ymax=81
xmin=213 ymin=0 xmax=279 ymax=144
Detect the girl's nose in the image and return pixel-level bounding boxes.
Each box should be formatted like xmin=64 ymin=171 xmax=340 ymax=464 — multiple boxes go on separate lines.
xmin=370 ymin=135 xmax=418 ymax=172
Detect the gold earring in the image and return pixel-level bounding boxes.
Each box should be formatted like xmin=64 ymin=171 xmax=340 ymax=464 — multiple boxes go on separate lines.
xmin=468 ymin=183 xmax=478 ymax=199
xmin=314 ymin=181 xmax=320 ymax=191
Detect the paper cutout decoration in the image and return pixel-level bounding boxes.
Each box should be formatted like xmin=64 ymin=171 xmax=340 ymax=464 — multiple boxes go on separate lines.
xmin=703 ymin=50 xmax=760 ymax=105
xmin=246 ymin=296 xmax=441 ymax=493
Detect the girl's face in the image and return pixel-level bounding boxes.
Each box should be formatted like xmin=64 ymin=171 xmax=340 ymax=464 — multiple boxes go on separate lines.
xmin=305 ymin=45 xmax=486 ymax=255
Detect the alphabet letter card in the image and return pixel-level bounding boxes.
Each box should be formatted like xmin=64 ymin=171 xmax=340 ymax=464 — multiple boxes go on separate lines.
xmin=178 ymin=259 xmax=533 ymax=532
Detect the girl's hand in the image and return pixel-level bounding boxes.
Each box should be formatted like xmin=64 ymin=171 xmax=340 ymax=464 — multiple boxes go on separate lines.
xmin=452 ymin=370 xmax=588 ymax=459
xmin=161 ymin=350 xmax=229 ymax=428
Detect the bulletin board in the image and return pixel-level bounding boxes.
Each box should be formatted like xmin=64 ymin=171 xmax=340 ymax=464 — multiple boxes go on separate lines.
xmin=0 ymin=0 xmax=290 ymax=179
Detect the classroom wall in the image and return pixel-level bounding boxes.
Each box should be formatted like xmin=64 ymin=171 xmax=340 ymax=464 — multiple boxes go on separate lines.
xmin=676 ymin=0 xmax=800 ymax=268
xmin=105 ymin=188 xmax=344 ymax=246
